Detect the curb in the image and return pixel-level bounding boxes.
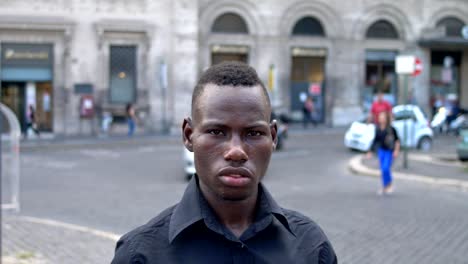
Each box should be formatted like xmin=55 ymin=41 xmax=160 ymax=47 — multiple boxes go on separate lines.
xmin=13 ymin=215 xmax=121 ymax=242
xmin=411 ymin=153 xmax=464 ymax=168
xmin=348 ymin=155 xmax=468 ymax=192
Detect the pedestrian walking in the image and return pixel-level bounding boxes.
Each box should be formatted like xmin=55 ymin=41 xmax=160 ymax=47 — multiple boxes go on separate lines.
xmin=367 ymin=111 xmax=400 ymax=195
xmin=112 ymin=61 xmax=337 ymax=263
xmin=126 ymin=103 xmax=136 ymax=136
xmin=368 ymin=91 xmax=392 ymax=124
xmin=26 ymin=104 xmax=40 ymax=138
xmin=302 ymin=96 xmax=316 ymax=128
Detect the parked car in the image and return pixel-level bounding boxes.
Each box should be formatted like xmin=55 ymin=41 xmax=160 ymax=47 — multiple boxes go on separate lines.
xmin=457 ymin=128 xmax=468 ymax=161
xmin=344 ymin=105 xmax=433 ymax=152
xmin=183 ymin=148 xmax=195 ymax=180
xmin=272 ymin=112 xmax=289 ymax=150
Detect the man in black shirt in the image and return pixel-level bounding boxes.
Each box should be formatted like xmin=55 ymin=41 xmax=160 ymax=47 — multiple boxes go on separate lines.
xmin=111 ymin=62 xmax=337 ymax=263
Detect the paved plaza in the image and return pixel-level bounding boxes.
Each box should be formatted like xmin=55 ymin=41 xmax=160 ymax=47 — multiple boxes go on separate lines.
xmin=2 ymin=130 xmax=468 ymax=263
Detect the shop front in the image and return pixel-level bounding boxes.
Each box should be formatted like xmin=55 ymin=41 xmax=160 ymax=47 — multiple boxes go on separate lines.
xmin=363 ymin=50 xmax=398 ymax=111
xmin=419 ymin=16 xmax=468 ymax=116
xmin=1 ymin=43 xmax=53 ymax=133
xmin=211 ymin=45 xmax=249 ymax=65
xmin=289 ymin=47 xmax=327 ymax=123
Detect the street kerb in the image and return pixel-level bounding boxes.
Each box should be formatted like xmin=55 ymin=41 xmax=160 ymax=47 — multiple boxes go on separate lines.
xmin=348 ymin=155 xmax=468 ymax=192
xmin=11 ymin=215 xmax=121 ymax=241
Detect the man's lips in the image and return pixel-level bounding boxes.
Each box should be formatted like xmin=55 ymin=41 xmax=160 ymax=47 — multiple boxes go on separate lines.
xmin=218 ymin=167 xmax=253 ymax=187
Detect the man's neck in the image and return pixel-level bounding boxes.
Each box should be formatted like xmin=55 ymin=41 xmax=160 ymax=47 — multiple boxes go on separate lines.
xmin=200 ymin=185 xmax=258 ymax=238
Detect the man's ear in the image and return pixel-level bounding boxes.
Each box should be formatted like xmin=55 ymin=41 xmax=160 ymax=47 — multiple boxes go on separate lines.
xmin=182 ymin=117 xmax=194 ymax=152
xmin=270 ymin=119 xmax=278 ymax=150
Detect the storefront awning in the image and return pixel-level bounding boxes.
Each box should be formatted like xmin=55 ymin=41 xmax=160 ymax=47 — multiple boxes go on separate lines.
xmin=1 ymin=67 xmax=52 ymax=81
xmin=419 ymin=37 xmax=468 ymax=49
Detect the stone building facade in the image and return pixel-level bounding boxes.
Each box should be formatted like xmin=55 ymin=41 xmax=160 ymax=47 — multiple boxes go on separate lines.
xmin=1 ymin=0 xmax=467 ymax=136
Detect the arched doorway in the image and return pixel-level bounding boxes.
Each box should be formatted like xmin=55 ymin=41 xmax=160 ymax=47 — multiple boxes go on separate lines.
xmin=363 ymin=20 xmax=400 ymax=109
xmin=210 ymin=12 xmax=249 ymax=65
xmin=290 ymin=16 xmax=327 ymax=123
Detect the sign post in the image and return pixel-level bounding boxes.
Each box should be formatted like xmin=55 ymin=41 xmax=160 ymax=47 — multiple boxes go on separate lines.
xmin=396 ymin=55 xmax=422 ymax=169
xmin=160 ymin=60 xmax=169 ymax=134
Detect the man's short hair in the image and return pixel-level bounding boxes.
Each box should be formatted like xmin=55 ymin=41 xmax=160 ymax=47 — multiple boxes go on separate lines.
xmin=191 ymin=61 xmax=271 ymax=115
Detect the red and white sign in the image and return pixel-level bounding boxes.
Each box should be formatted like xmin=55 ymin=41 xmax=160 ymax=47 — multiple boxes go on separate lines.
xmin=309 ymin=83 xmax=321 ymax=95
xmin=412 ymin=57 xmax=423 ymax=76
xmin=396 ymin=55 xmax=423 ymax=76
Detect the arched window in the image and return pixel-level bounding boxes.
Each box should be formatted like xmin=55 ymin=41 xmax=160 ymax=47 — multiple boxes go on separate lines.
xmin=436 ymin=17 xmax=465 ymax=37
xmin=211 ymin=13 xmax=249 ymax=34
xmin=292 ymin=16 xmax=325 ymax=36
xmin=366 ymin=20 xmax=399 ymax=39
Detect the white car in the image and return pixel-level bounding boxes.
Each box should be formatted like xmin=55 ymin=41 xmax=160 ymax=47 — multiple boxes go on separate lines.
xmin=183 ymin=148 xmax=195 ymax=179
xmin=344 ymin=105 xmax=433 ymax=152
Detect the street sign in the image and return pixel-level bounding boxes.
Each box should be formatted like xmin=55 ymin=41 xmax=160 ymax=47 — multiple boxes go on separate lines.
xmin=442 ymin=68 xmax=453 ymax=83
xmin=309 ymin=83 xmax=321 ymax=95
xmin=396 ymin=55 xmax=415 ymax=74
xmin=396 ymin=55 xmax=423 ymax=76
xmin=412 ymin=57 xmax=423 ymax=76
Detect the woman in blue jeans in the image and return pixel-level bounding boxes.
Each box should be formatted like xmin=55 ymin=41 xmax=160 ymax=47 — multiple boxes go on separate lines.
xmin=367 ymin=111 xmax=400 ymax=195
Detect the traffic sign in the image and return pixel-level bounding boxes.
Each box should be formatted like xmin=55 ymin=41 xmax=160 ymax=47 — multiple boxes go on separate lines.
xmin=396 ymin=55 xmax=423 ymax=76
xmin=412 ymin=57 xmax=423 ymax=76
xmin=396 ymin=55 xmax=415 ymax=74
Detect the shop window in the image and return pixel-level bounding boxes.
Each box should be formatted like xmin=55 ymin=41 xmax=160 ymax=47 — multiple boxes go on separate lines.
xmin=109 ymin=45 xmax=136 ymax=104
xmin=292 ymin=17 xmax=325 ymax=36
xmin=365 ymin=64 xmax=395 ymax=94
xmin=291 ymin=56 xmax=325 ymax=82
xmin=366 ymin=20 xmax=399 ymax=39
xmin=211 ymin=53 xmax=248 ymax=65
xmin=363 ymin=50 xmax=398 ymax=109
xmin=429 ymin=51 xmax=461 ymax=111
xmin=436 ymin=17 xmax=465 ymax=37
xmin=211 ymin=13 xmax=249 ymax=34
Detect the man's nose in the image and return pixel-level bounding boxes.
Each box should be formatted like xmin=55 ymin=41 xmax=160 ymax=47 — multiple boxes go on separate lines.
xmin=224 ymin=135 xmax=248 ymax=163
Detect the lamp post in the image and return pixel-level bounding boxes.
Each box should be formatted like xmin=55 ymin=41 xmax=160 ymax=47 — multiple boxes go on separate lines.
xmin=403 ymin=74 xmax=409 ymax=169
xmin=160 ymin=60 xmax=169 ymax=134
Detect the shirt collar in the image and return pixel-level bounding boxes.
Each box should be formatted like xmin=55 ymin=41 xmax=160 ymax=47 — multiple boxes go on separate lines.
xmin=168 ymin=175 xmax=295 ymax=243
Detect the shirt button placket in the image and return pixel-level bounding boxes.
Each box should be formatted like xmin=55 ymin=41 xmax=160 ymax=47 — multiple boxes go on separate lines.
xmin=232 ymin=241 xmax=249 ymax=264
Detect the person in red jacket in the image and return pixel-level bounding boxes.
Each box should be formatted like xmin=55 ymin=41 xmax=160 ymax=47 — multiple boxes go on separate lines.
xmin=368 ymin=91 xmax=392 ymax=124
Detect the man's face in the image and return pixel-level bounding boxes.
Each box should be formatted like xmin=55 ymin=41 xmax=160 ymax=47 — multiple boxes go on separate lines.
xmin=183 ymin=84 xmax=277 ymax=201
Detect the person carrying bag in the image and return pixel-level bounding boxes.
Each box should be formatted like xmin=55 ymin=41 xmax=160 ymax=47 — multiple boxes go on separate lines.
xmin=367 ymin=111 xmax=400 ymax=195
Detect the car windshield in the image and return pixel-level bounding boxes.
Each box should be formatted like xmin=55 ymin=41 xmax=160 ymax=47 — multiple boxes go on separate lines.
xmin=393 ymin=109 xmax=415 ymax=121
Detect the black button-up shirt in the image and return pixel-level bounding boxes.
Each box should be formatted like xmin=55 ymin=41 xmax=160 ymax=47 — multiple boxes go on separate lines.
xmin=111 ymin=176 xmax=337 ymax=263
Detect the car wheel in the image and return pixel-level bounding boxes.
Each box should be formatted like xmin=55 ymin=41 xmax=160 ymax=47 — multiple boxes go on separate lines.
xmin=418 ymin=136 xmax=432 ymax=151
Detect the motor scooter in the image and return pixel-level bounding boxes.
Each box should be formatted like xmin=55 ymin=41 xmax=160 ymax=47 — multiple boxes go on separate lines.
xmin=431 ymin=107 xmax=447 ymax=133
xmin=431 ymin=107 xmax=468 ymax=135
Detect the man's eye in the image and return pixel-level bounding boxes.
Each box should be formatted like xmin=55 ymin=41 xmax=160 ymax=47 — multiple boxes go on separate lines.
xmin=247 ymin=131 xmax=263 ymax=137
xmin=208 ymin=129 xmax=224 ymax=136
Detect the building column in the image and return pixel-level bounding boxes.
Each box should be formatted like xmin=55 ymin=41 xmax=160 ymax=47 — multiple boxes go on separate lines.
xmin=330 ymin=40 xmax=363 ymax=126
xmin=461 ymin=50 xmax=468 ymax=108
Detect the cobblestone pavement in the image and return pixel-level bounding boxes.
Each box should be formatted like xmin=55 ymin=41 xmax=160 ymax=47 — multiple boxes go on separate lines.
xmin=3 ymin=130 xmax=468 ymax=264
xmin=2 ymin=215 xmax=117 ymax=264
